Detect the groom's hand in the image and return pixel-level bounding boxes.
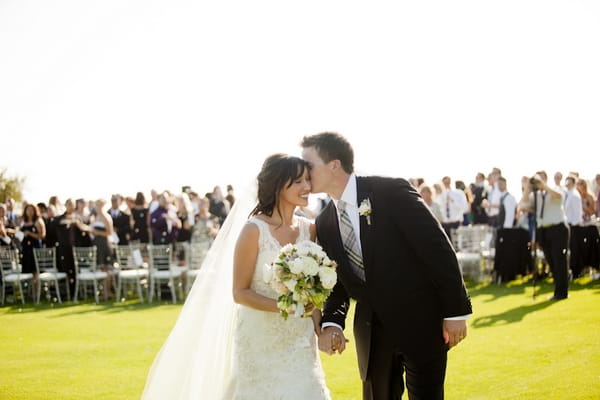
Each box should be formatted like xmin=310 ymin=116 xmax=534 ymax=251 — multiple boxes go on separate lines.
xmin=318 ymin=326 xmax=347 ymax=355
xmin=443 ymin=319 xmax=468 ymax=349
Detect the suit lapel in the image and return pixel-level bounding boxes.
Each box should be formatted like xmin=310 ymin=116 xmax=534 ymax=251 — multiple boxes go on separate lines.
xmin=357 ymin=177 xmax=374 ymax=272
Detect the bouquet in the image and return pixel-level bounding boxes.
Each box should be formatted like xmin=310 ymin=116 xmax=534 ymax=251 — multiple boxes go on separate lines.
xmin=264 ymin=240 xmax=338 ymax=319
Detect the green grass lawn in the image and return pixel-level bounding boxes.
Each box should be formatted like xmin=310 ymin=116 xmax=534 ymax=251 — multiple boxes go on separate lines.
xmin=1 ymin=276 xmax=599 ymax=400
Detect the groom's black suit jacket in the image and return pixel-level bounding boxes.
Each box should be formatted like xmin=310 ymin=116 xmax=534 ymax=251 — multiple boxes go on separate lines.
xmin=316 ymin=176 xmax=472 ymax=380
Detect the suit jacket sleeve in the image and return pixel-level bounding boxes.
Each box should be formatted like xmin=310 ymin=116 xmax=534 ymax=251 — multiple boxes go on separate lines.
xmin=389 ymin=179 xmax=472 ymax=317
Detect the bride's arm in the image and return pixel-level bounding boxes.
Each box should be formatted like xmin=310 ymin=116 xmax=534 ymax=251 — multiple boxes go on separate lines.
xmin=232 ymin=223 xmax=279 ymax=313
xmin=311 ymin=308 xmax=322 ymax=336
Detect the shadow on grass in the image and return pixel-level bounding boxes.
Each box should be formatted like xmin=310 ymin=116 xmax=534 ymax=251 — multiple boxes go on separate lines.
xmin=0 ymin=295 xmax=182 ymax=316
xmin=466 ymin=274 xmax=600 ymax=303
xmin=470 ymin=299 xmax=557 ymax=328
xmin=469 ymin=275 xmax=600 ymax=328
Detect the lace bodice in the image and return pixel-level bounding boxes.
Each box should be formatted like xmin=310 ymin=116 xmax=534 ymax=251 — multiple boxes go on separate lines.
xmin=224 ymin=215 xmax=330 ymax=400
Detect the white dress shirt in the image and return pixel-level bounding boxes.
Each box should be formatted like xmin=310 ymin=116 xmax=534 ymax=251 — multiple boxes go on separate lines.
xmin=531 ymin=191 xmax=566 ymax=227
xmin=487 ymin=183 xmax=501 ymax=217
xmin=440 ymin=189 xmax=468 ymax=223
xmin=564 ymin=188 xmax=583 ymax=226
xmin=499 ymin=191 xmax=517 ymax=228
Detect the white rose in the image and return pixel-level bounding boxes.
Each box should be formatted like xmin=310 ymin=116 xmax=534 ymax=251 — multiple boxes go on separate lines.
xmin=295 ymin=241 xmax=311 ymax=256
xmin=322 ymin=256 xmax=332 ymax=266
xmin=283 ymin=278 xmax=298 ymax=292
xmin=318 ymin=267 xmax=337 ymax=289
xmin=358 ymin=199 xmax=372 ymax=215
xmin=289 ymin=258 xmax=305 ymax=274
xmin=302 ymin=256 xmax=320 ymax=276
xmin=280 ymin=243 xmax=294 ymax=255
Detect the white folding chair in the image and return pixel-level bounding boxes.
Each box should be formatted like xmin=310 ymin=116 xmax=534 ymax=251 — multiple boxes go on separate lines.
xmin=186 ymin=240 xmax=211 ymax=294
xmin=148 ymin=244 xmax=183 ymax=303
xmin=72 ymin=246 xmax=108 ymax=304
xmin=0 ymin=247 xmax=33 ymax=305
xmin=114 ymin=244 xmax=149 ymax=302
xmin=33 ymin=247 xmax=70 ymax=303
xmin=452 ymin=225 xmax=495 ymax=281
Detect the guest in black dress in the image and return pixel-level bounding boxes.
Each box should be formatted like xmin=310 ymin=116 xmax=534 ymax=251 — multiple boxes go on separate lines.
xmin=208 ymin=186 xmax=230 ymax=226
xmin=20 ymin=204 xmax=46 ymax=281
xmin=73 ymin=199 xmax=93 ymax=247
xmin=130 ymin=192 xmax=150 ymax=244
xmin=43 ymin=205 xmax=60 ymax=249
xmin=92 ymin=199 xmax=115 ymax=300
xmin=56 ymin=199 xmax=78 ymax=294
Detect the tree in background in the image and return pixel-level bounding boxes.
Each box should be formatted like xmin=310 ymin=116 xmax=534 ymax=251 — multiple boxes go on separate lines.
xmin=0 ymin=168 xmax=25 ymax=203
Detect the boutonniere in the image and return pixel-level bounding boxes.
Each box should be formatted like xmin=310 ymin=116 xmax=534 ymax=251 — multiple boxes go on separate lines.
xmin=358 ymin=198 xmax=372 ymax=225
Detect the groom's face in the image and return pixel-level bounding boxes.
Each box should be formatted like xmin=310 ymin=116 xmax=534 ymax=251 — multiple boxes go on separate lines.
xmin=302 ymin=146 xmax=331 ymax=194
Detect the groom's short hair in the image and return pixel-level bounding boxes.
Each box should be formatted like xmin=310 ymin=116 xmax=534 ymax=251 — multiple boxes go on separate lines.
xmin=301 ymin=132 xmax=354 ymax=174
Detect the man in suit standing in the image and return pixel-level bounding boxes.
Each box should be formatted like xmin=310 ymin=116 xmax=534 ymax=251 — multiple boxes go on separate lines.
xmin=470 ymin=172 xmax=489 ymax=224
xmin=301 ymin=132 xmax=472 ymax=400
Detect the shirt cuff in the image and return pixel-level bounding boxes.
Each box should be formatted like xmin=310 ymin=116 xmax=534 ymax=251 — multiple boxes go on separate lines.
xmin=444 ymin=314 xmax=470 ymax=321
xmin=1 ymin=236 xmax=11 ymax=245
xmin=321 ymin=322 xmax=343 ymax=330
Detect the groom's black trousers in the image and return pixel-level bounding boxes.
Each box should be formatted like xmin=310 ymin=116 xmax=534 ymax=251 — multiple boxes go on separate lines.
xmin=363 ymin=318 xmax=447 ymax=400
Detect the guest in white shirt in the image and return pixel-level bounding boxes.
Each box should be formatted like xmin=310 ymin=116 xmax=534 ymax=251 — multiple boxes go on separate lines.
xmin=524 ymin=171 xmax=569 ymax=300
xmin=439 ymin=176 xmax=469 ymax=238
xmin=564 ymin=176 xmax=583 ymax=226
xmin=484 ymin=170 xmax=501 ymax=226
xmin=553 ymin=171 xmax=567 ymax=199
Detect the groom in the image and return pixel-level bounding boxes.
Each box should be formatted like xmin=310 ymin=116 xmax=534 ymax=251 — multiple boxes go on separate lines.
xmin=301 ymin=132 xmax=472 ymax=400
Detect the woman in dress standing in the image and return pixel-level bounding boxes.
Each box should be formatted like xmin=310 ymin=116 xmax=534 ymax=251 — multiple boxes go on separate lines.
xmin=19 ymin=204 xmax=46 ymax=283
xmin=130 ymin=192 xmax=150 ymax=244
xmin=142 ymin=154 xmax=331 ymax=399
xmin=91 ymin=199 xmax=115 ymax=300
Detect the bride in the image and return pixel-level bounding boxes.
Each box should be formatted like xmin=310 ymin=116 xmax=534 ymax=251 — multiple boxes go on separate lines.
xmin=142 ymin=154 xmax=331 ymax=400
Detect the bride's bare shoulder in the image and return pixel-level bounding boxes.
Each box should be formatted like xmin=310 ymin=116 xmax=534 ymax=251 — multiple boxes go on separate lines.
xmin=236 ymin=220 xmax=260 ymax=244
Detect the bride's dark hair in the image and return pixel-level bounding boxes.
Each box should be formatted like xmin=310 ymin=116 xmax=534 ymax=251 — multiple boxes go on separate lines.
xmin=250 ymin=153 xmax=308 ymax=219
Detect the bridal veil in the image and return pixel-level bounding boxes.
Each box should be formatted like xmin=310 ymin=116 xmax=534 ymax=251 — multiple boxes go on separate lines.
xmin=141 ymin=182 xmax=257 ymax=400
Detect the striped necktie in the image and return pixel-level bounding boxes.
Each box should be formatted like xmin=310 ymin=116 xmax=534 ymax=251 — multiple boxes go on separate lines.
xmin=338 ymin=200 xmax=365 ymax=281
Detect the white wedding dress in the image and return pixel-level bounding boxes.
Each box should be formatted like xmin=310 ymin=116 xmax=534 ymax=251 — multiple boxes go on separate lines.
xmin=141 ymin=181 xmax=331 ymax=400
xmin=223 ymin=216 xmax=331 ymax=399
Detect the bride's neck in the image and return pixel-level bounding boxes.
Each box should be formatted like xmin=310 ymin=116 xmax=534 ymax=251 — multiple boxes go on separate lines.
xmin=267 ymin=204 xmax=296 ymax=226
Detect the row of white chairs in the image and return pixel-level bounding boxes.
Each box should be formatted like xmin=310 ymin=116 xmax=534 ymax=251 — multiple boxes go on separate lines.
xmin=0 ymin=241 xmax=211 ymax=305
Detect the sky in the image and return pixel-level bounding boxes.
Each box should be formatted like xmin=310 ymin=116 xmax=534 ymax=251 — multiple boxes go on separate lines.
xmin=1 ymin=0 xmax=599 ymax=205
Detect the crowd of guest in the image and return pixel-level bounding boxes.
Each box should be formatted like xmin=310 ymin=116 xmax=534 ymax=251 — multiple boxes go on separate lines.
xmin=0 ymin=185 xmax=234 ymax=298
xmin=411 ymin=170 xmax=600 ymax=298
xmin=1 ymin=169 xmax=599 ymax=301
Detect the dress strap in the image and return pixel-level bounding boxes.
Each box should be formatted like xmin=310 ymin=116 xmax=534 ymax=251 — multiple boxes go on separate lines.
xmin=247 ymin=217 xmax=271 ymax=248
